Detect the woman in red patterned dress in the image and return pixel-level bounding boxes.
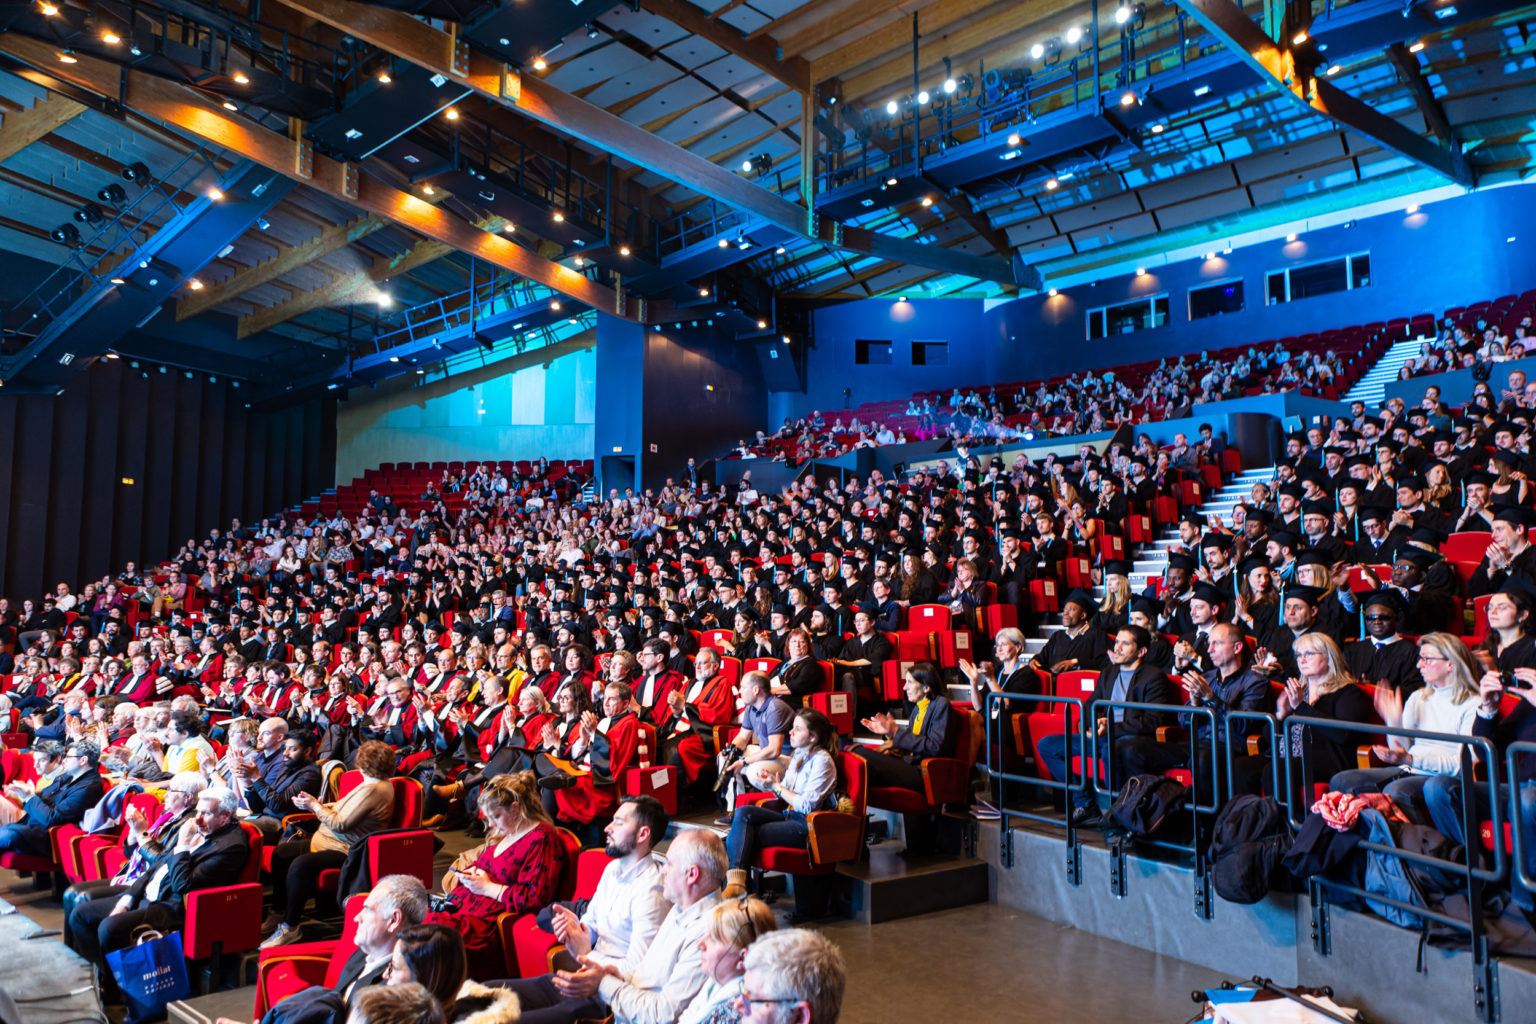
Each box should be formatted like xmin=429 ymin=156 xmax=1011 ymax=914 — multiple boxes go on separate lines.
xmin=426 ymin=770 xmax=565 ymax=979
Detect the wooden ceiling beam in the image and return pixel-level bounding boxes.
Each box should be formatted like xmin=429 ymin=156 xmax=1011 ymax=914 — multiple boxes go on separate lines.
xmin=177 ymin=214 xmax=385 ymax=320
xmin=781 ymin=0 xmax=929 ymax=61
xmin=0 ymin=93 xmax=85 ymax=161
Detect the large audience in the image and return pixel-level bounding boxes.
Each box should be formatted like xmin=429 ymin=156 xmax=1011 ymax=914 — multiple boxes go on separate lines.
xmin=7 ymin=321 xmax=1536 ymax=1020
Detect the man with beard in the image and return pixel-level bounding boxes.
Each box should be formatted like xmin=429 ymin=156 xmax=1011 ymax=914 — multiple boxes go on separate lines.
xmin=538 ymin=796 xmax=670 ymax=973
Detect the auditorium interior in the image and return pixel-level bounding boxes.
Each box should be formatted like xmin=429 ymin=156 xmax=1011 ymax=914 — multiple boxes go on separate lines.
xmin=3 ymin=0 xmax=1536 ymax=1022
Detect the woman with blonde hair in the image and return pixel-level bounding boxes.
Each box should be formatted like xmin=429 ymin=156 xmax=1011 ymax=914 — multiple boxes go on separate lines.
xmin=1232 ymin=632 xmax=1375 ymax=801
xmin=677 ymin=896 xmax=779 ymax=1024
xmin=427 ymin=770 xmax=565 ymax=979
xmin=1093 ymin=565 xmax=1131 ymax=632
xmin=1329 ymin=631 xmax=1482 ymax=821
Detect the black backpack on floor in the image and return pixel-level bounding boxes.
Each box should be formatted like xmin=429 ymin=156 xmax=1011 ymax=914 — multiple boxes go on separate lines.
xmin=1209 ymin=795 xmax=1292 ymax=904
xmin=1108 ymin=774 xmax=1189 ymax=837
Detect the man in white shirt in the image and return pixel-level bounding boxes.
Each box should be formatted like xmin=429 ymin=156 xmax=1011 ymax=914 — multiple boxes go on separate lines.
xmin=545 ymin=796 xmax=670 ymax=971
xmin=499 ymin=828 xmax=725 ymax=1024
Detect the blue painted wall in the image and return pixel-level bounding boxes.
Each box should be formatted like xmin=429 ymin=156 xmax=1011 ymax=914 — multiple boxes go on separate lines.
xmin=774 ymin=185 xmax=1536 ymax=424
xmin=986 ymin=184 xmax=1536 ymax=381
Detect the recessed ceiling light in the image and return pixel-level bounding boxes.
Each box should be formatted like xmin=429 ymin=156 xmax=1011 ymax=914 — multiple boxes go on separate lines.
xmin=39 ymin=1 xmax=59 ymax=15
xmin=1286 ymin=233 xmax=1298 ymax=242
xmin=757 ymin=319 xmax=767 ymax=329
xmin=444 ymin=107 xmax=459 ymax=121
xmin=421 ymin=184 xmax=435 ymax=196
xmin=1292 ymin=30 xmax=1309 ymax=45
xmin=1406 ymin=204 xmax=1419 ymax=214
xmin=109 ymin=277 xmax=124 ymax=285
xmin=920 ymin=196 xmax=933 ymax=207
xmin=550 ymin=300 xmax=562 ymax=311
xmin=1408 ymin=40 xmax=1425 ymax=53
xmin=57 ymin=50 xmax=77 ymax=64
xmin=233 ymin=72 xmax=249 ymax=85
xmin=101 ymin=30 xmax=121 ymax=45
xmin=699 ymin=287 xmax=710 ymax=297
xmin=533 ymin=57 xmax=547 ymax=71
xmin=1135 ymin=267 xmax=1147 ymax=275
xmin=1048 ymin=288 xmax=1058 ymax=296
xmin=222 ymin=101 xmax=238 ymax=111
xmin=885 ymin=176 xmax=898 ymax=186
xmin=618 ymin=245 xmax=630 ymax=256
xmin=1007 ymin=133 xmax=1021 ymax=146
xmin=206 ymin=187 xmax=224 ymax=201
xmin=1151 ymin=123 xmax=1166 ymax=134
xmin=552 ymin=211 xmax=564 ymax=222
xmin=378 ymin=71 xmax=392 ymax=84
xmin=1325 ymin=64 xmax=1341 ymax=76
xmin=1045 ymin=177 xmax=1059 ymax=191
xmin=188 ymin=278 xmax=204 ymax=290
xmin=775 ymin=246 xmax=786 ymax=255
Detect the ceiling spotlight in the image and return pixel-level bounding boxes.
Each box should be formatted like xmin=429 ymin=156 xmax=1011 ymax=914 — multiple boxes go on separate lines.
xmin=885 ymin=99 xmax=899 ymax=115
xmin=188 ymin=278 xmax=204 ymax=291
xmin=121 ymin=162 xmax=151 ymax=184
xmin=1048 ymin=288 xmax=1059 ymax=296
xmin=50 ymin=223 xmax=81 ymax=246
xmin=736 ymin=238 xmax=751 ymax=250
xmin=741 ymin=153 xmax=772 ymax=177
xmin=444 ymin=107 xmax=460 ymax=121
xmin=502 ymin=223 xmax=515 ymax=232
xmin=550 ymin=300 xmax=562 ymax=311
xmin=206 ymin=186 xmax=224 ymax=201
xmin=775 ymin=246 xmax=786 ymax=255
xmin=222 ymin=101 xmax=238 ymax=111
xmin=1406 ymin=204 xmax=1420 ymax=214
xmin=1115 ymin=5 xmax=1133 ymax=24
xmin=57 ymin=49 xmax=78 ymax=64
xmin=101 ymin=30 xmax=121 ymax=45
xmin=232 ymin=71 xmax=249 ymax=85
xmin=586 ymin=24 xmax=600 ymax=38
xmin=1324 ymin=63 xmax=1341 ymax=76
xmin=1408 ymin=40 xmax=1425 ymax=53
xmin=897 ymin=295 xmax=908 ymax=302
xmin=109 ymin=277 xmax=125 ymax=285
xmin=572 ymin=255 xmax=585 ymax=267
xmin=378 ymin=70 xmax=393 ymax=83
xmin=389 ymin=356 xmax=400 ymax=363
xmin=943 ymin=77 xmax=957 ymax=94
xmin=1045 ymin=177 xmax=1060 ymax=191
xmin=421 ymin=184 xmax=436 ymax=195
xmin=718 ymin=237 xmax=730 ymax=248
xmin=1222 ymin=246 xmax=1233 ymax=255
xmin=73 ymin=202 xmax=105 ymax=224
xmin=1292 ymin=29 xmax=1309 ymax=45
xmin=757 ymin=319 xmax=767 ymax=329
xmin=698 ymin=287 xmax=710 ymax=297
xmin=552 ymin=211 xmax=564 ymax=222
xmin=1285 ymin=232 xmax=1298 ymax=242
xmin=415 ymin=368 xmax=425 ymax=375
xmin=1065 ymin=25 xmax=1083 ymax=45
xmin=1151 ymin=123 xmax=1166 ymax=134
xmin=618 ymin=245 xmax=630 ymax=256
xmin=1135 ymin=267 xmax=1147 ymax=276
xmin=920 ymin=195 xmax=933 ymax=207
xmin=1007 ymin=132 xmax=1021 ymax=147
xmin=1030 ymin=43 xmax=1045 ymax=60
xmin=781 ymin=335 xmax=791 ymax=344
xmin=532 ymin=56 xmax=547 ymax=71
xmin=39 ymin=1 xmax=58 ymax=14
xmin=1203 ymin=252 xmax=1215 ymax=260
xmin=916 ymin=89 xmax=930 ymax=105
xmin=1119 ymin=90 xmax=1137 ymax=107
xmin=376 ymin=291 xmax=393 ymax=307
xmin=885 ymin=176 xmax=898 ymax=187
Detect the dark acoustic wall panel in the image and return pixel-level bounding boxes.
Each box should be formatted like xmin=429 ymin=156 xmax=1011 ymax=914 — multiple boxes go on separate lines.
xmin=0 ymin=360 xmax=335 ymax=604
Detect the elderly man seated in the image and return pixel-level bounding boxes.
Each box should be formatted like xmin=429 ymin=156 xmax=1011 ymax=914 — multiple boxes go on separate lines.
xmin=67 ymin=785 xmax=250 ymax=968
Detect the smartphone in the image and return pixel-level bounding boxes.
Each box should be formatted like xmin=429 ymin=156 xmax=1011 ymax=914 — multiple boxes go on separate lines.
xmin=1504 ymin=672 xmax=1532 ymax=691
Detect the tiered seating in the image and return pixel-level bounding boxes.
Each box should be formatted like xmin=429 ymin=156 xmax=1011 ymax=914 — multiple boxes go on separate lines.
xmin=1441 ymin=287 xmax=1536 ymax=340
xmin=297 ymin=459 xmax=594 ymax=521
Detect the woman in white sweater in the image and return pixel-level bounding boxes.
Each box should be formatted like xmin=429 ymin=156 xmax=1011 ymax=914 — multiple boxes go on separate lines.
xmin=1329 ymin=631 xmax=1481 ymax=822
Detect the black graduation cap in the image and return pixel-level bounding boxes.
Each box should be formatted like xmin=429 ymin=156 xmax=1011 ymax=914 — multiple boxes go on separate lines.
xmin=1200 ymin=533 xmax=1233 ymax=553
xmin=1243 ymin=506 xmax=1273 ymax=526
xmin=1490 ymin=449 xmax=1523 ymax=469
xmin=1178 ymin=511 xmax=1204 ymax=528
xmin=1345 ymin=454 xmax=1375 ymax=469
xmin=1301 ymin=499 xmax=1334 ymax=517
xmin=1359 ymin=505 xmax=1393 ymax=524
xmin=1283 ymin=584 xmax=1325 ymax=607
xmin=1495 ymin=506 xmax=1532 ymax=528
xmin=1166 ymin=552 xmax=1197 ymax=572
xmin=1395 ymin=546 xmax=1439 ymax=568
xmin=1129 ymin=596 xmax=1160 ymax=620
xmin=1063 ymin=588 xmax=1097 ymax=613
xmin=1278 ymin=483 xmax=1305 ymax=500
xmin=1269 ymin=530 xmax=1299 ymax=550
xmin=1359 ymin=589 xmax=1407 ymax=614
xmin=1190 ymin=582 xmax=1228 ymax=607
xmin=1397 ymin=474 xmax=1427 ymax=491
xmin=1465 ymin=469 xmax=1496 ymax=488
xmin=1295 ymin=549 xmax=1332 ymax=569
xmin=1103 ymin=559 xmax=1132 ymax=577
xmin=1498 ymin=575 xmax=1536 ymax=607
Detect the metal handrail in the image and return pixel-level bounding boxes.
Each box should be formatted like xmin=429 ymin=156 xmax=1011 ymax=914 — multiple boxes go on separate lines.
xmin=1284 ymin=715 xmax=1506 ymax=884
xmin=1503 ymin=740 xmax=1536 ymax=893
xmin=1222 ymin=709 xmax=1283 ymax=803
xmin=982 ymin=689 xmax=1089 ymax=833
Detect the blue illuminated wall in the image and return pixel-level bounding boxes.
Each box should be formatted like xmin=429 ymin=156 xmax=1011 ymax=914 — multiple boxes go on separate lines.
xmin=775 ymin=185 xmax=1536 ymax=423
xmin=334 ymin=344 xmax=596 ymax=482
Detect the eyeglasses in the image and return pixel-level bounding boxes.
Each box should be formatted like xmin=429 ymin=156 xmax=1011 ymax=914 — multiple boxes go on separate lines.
xmin=1417 ymin=653 xmax=1450 ymax=662
xmin=738 ymin=992 xmax=799 ymax=1013
xmin=1362 ymin=615 xmax=1394 ymax=622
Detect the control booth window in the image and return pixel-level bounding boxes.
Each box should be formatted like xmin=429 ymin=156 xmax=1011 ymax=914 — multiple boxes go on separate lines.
xmin=1086 ymin=294 xmax=1170 ymax=340
xmin=1188 ymin=278 xmax=1245 ymax=321
xmin=1266 ymin=252 xmax=1370 ymax=305
xmin=855 ymin=338 xmax=892 ymax=365
xmin=912 ymin=340 xmax=948 ymax=366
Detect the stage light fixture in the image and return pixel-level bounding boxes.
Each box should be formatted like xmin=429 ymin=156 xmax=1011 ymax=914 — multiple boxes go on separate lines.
xmin=1065 ymin=26 xmax=1083 ymax=45
xmin=121 ymin=162 xmax=151 ymax=184
xmin=57 ymin=50 xmax=78 ymax=64
xmin=51 ymin=223 xmax=81 ymax=246
xmin=618 ymin=245 xmax=630 ymax=256
xmin=101 ymin=30 xmax=121 ymax=45
xmin=73 ymin=202 xmax=105 ymax=225
xmin=532 ymin=56 xmax=547 ymax=71
xmin=378 ymin=71 xmax=392 ymax=83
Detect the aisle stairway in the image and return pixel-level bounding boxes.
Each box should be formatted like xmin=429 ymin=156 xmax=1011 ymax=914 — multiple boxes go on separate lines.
xmin=1342 ymin=337 xmax=1427 ymax=407
xmin=945 ymin=465 xmax=1277 ymax=705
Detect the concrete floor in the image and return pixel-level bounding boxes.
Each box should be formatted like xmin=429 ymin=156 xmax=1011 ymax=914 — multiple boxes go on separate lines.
xmin=5 ymin=831 xmax=1230 ymax=1024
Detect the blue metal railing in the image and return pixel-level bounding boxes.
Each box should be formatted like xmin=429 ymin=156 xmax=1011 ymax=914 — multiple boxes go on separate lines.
xmin=2 ymin=143 xmax=223 ymax=341
xmin=367 ymin=275 xmax=552 ymax=357
xmin=1503 ymin=741 xmax=1536 ymax=895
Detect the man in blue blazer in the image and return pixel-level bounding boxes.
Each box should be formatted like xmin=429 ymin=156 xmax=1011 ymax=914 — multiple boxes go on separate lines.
xmin=0 ymin=739 xmax=105 ymax=857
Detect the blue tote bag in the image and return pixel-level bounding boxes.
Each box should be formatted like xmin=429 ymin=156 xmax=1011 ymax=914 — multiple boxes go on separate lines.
xmin=105 ymin=927 xmax=192 ymax=1023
